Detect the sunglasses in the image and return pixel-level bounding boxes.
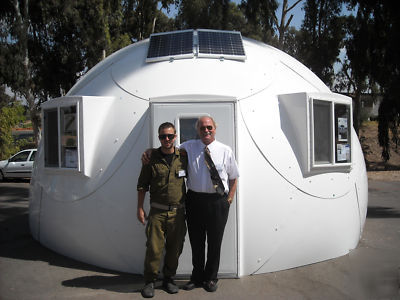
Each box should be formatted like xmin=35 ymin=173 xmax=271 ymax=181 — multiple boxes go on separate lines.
xmin=200 ymin=126 xmax=213 ymax=131
xmin=159 ymin=134 xmax=175 ymax=140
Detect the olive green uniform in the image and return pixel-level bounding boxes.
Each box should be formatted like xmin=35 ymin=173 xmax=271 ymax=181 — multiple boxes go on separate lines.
xmin=137 ymin=147 xmax=187 ymax=282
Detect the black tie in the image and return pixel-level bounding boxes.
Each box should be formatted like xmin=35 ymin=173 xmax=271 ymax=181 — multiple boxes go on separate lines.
xmin=204 ymin=146 xmax=225 ymax=195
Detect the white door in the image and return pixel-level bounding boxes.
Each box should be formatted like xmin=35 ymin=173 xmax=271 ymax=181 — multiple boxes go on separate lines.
xmin=150 ymin=96 xmax=238 ymax=277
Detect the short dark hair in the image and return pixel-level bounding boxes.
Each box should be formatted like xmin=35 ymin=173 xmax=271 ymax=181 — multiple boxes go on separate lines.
xmin=158 ymin=122 xmax=176 ymax=134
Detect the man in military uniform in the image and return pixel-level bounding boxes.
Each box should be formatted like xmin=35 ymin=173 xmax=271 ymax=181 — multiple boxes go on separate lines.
xmin=142 ymin=116 xmax=239 ymax=293
xmin=137 ymin=122 xmax=187 ymax=298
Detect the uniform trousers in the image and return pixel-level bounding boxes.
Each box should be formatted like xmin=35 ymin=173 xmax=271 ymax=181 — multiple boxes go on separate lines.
xmin=144 ymin=207 xmax=186 ymax=283
xmin=185 ymin=190 xmax=230 ymax=283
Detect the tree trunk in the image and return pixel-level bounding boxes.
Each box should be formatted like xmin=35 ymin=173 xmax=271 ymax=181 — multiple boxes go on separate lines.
xmin=13 ymin=0 xmax=41 ymax=146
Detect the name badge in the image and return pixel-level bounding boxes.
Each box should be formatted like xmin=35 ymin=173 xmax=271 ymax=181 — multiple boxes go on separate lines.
xmin=178 ymin=170 xmax=186 ymax=177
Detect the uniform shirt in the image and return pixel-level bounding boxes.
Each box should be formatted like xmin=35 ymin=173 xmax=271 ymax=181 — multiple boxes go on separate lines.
xmin=137 ymin=147 xmax=187 ymax=205
xmin=180 ymin=139 xmax=239 ymax=194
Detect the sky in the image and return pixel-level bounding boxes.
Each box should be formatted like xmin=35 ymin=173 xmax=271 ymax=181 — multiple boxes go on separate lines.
xmin=272 ymin=0 xmax=306 ymax=29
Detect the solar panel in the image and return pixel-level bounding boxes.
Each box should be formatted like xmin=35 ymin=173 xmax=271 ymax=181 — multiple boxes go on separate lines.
xmin=146 ymin=29 xmax=246 ymax=63
xmin=198 ymin=30 xmax=246 ymax=60
xmin=146 ymin=30 xmax=194 ymax=62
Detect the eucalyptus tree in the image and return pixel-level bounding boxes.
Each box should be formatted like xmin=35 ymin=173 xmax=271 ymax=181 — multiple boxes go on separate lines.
xmin=0 ymin=0 xmax=42 ymax=145
xmin=0 ymin=0 xmax=132 ymax=145
xmin=333 ymin=14 xmax=374 ymax=136
xmin=239 ymin=0 xmax=278 ymax=43
xmin=123 ymin=0 xmax=175 ymax=40
xmin=274 ymin=0 xmax=303 ymax=49
xmin=344 ymin=0 xmax=400 ymax=162
xmin=175 ymin=0 xmax=238 ymax=30
xmin=297 ymin=0 xmax=345 ymax=87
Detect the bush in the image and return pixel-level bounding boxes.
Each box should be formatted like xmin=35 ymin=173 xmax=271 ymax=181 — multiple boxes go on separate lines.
xmin=0 ymin=103 xmax=26 ymax=160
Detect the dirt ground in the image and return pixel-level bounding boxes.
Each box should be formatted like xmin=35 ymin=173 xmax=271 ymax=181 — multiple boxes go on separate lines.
xmin=359 ymin=121 xmax=400 ymax=181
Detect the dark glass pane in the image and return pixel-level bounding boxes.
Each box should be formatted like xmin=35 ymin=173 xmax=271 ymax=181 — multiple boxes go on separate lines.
xmin=44 ymin=109 xmax=59 ymax=167
xmin=198 ymin=30 xmax=245 ymax=56
xmin=313 ymin=100 xmax=332 ymax=164
xmin=179 ymin=118 xmax=199 ymax=143
xmin=147 ymin=30 xmax=193 ymax=59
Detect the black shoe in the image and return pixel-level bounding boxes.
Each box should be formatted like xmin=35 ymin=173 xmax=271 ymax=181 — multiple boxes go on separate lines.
xmin=203 ymin=280 xmax=218 ymax=292
xmin=183 ymin=280 xmax=202 ymax=290
xmin=162 ymin=277 xmax=179 ymax=294
xmin=141 ymin=282 xmax=155 ymax=298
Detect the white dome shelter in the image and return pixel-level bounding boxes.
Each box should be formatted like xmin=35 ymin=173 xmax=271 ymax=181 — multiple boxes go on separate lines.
xmin=29 ymin=29 xmax=368 ymax=277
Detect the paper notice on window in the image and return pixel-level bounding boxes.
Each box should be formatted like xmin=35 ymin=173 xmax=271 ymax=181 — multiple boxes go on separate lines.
xmin=337 ymin=144 xmax=350 ymax=162
xmin=65 ymin=148 xmax=78 ymax=168
xmin=338 ymin=118 xmax=348 ymax=141
xmin=345 ymin=144 xmax=351 ymax=161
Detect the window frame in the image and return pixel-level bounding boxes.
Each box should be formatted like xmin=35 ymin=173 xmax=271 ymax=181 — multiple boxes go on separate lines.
xmin=309 ymin=96 xmax=352 ymax=172
xmin=174 ymin=113 xmax=210 ymax=145
xmin=42 ymin=98 xmax=82 ymax=172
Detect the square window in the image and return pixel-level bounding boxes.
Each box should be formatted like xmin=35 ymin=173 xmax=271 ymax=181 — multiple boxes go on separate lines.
xmin=179 ymin=118 xmax=199 ymax=143
xmin=43 ymin=104 xmax=78 ymax=169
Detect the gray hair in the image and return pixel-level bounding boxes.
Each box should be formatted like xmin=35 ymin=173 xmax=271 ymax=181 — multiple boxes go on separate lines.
xmin=195 ymin=116 xmax=217 ymax=129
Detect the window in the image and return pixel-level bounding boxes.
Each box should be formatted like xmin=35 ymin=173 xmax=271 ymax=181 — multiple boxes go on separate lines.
xmin=60 ymin=106 xmax=78 ymax=168
xmin=335 ymin=104 xmax=351 ymax=163
xmin=44 ymin=109 xmax=59 ymax=167
xmin=279 ymin=92 xmax=352 ymax=175
xmin=179 ymin=118 xmax=199 ymax=143
xmin=29 ymin=151 xmax=36 ymax=162
xmin=43 ymin=104 xmax=79 ymax=169
xmin=10 ymin=151 xmax=30 ymax=162
xmin=310 ymin=97 xmax=352 ymax=170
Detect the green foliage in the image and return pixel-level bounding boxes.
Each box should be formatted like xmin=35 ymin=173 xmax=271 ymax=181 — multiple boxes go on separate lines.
xmin=176 ymin=0 xmax=232 ymax=30
xmin=123 ymin=0 xmax=175 ymax=40
xmin=0 ymin=102 xmax=25 ymax=160
xmin=344 ymin=0 xmax=400 ymax=161
xmin=239 ymin=0 xmax=278 ymax=43
xmin=297 ymin=0 xmax=346 ymax=87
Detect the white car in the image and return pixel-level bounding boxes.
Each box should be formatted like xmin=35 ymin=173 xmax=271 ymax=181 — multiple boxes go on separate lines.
xmin=0 ymin=149 xmax=37 ymax=181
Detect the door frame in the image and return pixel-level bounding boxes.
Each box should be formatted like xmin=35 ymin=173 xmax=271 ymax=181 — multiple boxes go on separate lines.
xmin=149 ymin=95 xmax=239 ymax=277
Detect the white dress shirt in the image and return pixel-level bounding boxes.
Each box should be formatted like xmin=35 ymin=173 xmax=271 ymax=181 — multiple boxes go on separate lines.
xmin=180 ymin=139 xmax=239 ymax=194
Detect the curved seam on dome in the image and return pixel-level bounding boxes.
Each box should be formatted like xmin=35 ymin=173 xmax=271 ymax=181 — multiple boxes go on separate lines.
xmin=354 ymin=182 xmax=363 ymax=238
xmin=110 ymin=68 xmax=149 ymax=102
xmin=67 ymin=62 xmax=116 ymax=96
xmin=279 ymin=60 xmax=326 ymax=92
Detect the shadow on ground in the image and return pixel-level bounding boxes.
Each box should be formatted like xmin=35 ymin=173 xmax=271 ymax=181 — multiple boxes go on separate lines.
xmin=367 ymin=206 xmax=400 ymax=218
xmin=62 ymin=274 xmax=144 ymax=293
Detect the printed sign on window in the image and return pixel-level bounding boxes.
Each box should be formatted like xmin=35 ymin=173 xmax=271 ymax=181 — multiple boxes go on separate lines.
xmin=338 ymin=118 xmax=348 ymax=141
xmin=65 ymin=148 xmax=78 ymax=168
xmin=337 ymin=144 xmax=350 ymax=162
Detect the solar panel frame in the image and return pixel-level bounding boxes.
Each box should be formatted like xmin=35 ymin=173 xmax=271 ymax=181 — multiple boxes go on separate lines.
xmin=146 ymin=30 xmax=194 ymax=63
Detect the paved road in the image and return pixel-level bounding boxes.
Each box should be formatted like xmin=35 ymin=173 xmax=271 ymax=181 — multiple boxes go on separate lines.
xmin=0 ymin=180 xmax=399 ymax=299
